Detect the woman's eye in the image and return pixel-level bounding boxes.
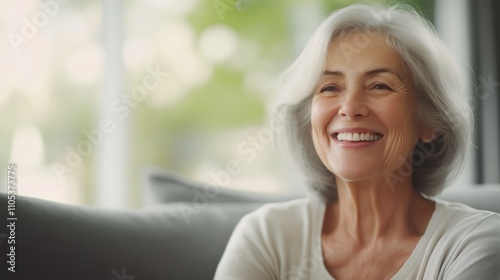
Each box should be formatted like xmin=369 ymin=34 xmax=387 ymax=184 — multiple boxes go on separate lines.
xmin=372 ymin=83 xmax=392 ymax=90
xmin=320 ymin=85 xmax=340 ymax=93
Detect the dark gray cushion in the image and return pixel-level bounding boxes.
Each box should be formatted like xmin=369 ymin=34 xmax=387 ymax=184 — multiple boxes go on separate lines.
xmin=0 ymin=193 xmax=262 ymax=280
xmin=436 ymin=185 xmax=500 ymax=213
xmin=142 ymin=166 xmax=303 ymax=205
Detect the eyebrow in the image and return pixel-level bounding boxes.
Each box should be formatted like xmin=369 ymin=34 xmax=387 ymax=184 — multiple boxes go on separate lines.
xmin=323 ymin=68 xmax=404 ymax=81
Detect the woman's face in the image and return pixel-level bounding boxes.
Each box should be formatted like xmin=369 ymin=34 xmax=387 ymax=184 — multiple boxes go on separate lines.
xmin=311 ymin=32 xmax=429 ymax=183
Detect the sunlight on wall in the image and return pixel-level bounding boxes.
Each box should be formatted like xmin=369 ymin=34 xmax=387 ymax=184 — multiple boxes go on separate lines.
xmin=9 ymin=126 xmax=83 ymax=204
xmin=156 ymin=21 xmax=213 ymax=88
xmin=199 ymin=24 xmax=239 ymax=63
xmin=122 ymin=37 xmax=156 ymax=69
xmin=65 ymin=42 xmax=104 ymax=85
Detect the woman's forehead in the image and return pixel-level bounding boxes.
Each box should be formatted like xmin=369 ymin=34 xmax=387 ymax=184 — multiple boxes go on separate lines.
xmin=326 ymin=32 xmax=409 ymax=78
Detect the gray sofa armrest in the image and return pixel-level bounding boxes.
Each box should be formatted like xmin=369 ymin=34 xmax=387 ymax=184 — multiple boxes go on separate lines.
xmin=0 ymin=193 xmax=261 ymax=280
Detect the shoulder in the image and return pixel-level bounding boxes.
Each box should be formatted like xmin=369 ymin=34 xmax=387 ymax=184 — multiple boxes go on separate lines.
xmin=216 ymin=196 xmax=326 ymax=279
xmin=244 ymin=196 xmax=322 ymax=221
xmin=431 ymin=200 xmax=500 ymax=256
xmin=433 ymin=199 xmax=500 ymax=233
xmin=237 ymin=196 xmax=323 ymax=236
xmin=230 ymin=196 xmax=325 ymax=254
xmin=431 ymin=199 xmax=500 ymax=243
xmin=431 ymin=200 xmax=500 ymax=277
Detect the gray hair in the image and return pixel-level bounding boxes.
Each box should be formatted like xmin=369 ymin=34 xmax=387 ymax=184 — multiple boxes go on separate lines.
xmin=274 ymin=3 xmax=473 ymax=202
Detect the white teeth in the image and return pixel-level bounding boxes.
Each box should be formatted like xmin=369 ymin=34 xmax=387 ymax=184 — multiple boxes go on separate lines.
xmin=335 ymin=132 xmax=381 ymax=142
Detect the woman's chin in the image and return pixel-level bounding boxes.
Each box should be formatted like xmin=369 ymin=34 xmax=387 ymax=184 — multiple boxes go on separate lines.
xmin=332 ymin=171 xmax=377 ymax=184
xmin=329 ymin=162 xmax=383 ymax=182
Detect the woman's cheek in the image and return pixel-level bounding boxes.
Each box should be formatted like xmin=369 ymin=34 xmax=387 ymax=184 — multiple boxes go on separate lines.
xmin=372 ymin=95 xmax=418 ymax=172
xmin=311 ymin=97 xmax=336 ymax=128
xmin=311 ymin=98 xmax=337 ymax=165
xmin=311 ymin=125 xmax=330 ymax=167
xmin=381 ymin=114 xmax=419 ymax=173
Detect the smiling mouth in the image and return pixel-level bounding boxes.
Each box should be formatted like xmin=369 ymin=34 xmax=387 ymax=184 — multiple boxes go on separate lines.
xmin=334 ymin=132 xmax=383 ymax=142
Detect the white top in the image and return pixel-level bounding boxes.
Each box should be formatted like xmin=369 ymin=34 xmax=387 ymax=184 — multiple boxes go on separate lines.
xmin=214 ymin=197 xmax=500 ymax=280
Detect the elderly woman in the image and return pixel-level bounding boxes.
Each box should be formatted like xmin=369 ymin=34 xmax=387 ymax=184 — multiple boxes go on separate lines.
xmin=215 ymin=3 xmax=500 ymax=280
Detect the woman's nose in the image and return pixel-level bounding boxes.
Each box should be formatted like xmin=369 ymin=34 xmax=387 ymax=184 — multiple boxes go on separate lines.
xmin=338 ymin=88 xmax=369 ymax=119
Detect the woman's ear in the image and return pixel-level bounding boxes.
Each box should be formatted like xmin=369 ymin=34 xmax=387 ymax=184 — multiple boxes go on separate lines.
xmin=419 ymin=125 xmax=436 ymax=143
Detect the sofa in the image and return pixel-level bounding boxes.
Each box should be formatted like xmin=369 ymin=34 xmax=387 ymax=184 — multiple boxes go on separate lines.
xmin=1 ymin=167 xmax=499 ymax=280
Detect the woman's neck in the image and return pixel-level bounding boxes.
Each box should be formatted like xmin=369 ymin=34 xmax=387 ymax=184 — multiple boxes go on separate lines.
xmin=323 ymin=177 xmax=435 ymax=247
